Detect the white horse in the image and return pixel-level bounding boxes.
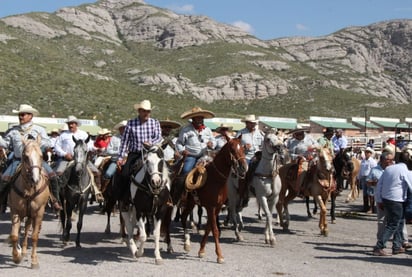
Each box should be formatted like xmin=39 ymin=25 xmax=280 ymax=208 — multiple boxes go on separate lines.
xmin=249 ymin=131 xmax=284 ymax=247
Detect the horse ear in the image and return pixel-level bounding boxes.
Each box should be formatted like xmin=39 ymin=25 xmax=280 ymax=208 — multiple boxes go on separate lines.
xmin=26 ymin=134 xmax=35 ymax=140
xmin=85 ymin=135 xmax=90 ymax=144
xmin=72 ymin=135 xmax=78 ymax=144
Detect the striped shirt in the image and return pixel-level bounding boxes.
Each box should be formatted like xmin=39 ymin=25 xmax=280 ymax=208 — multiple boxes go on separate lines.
xmin=118 ymin=117 xmax=162 ymax=160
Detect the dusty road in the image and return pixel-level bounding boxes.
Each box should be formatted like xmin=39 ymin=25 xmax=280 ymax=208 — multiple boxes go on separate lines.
xmin=0 ymin=193 xmax=411 ymax=277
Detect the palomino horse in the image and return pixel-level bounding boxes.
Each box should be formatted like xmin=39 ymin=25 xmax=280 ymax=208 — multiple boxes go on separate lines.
xmin=249 ymin=131 xmax=285 ymax=246
xmin=277 ymin=145 xmax=335 ymax=236
xmin=60 ymin=136 xmax=92 ymax=247
xmin=8 ymin=137 xmax=50 ymax=268
xmin=333 ymin=147 xmax=360 ymax=203
xmin=121 ymin=143 xmax=173 ymax=265
xmin=180 ymin=135 xmax=247 ymax=264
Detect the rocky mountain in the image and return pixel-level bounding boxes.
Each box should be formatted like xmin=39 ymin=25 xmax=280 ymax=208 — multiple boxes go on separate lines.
xmin=0 ymin=0 xmax=410 ymax=126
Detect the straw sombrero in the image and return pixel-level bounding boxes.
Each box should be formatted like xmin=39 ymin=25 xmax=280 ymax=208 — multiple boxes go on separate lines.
xmin=287 ymin=127 xmax=310 ymax=135
xmin=159 ymin=119 xmax=181 ymax=129
xmin=180 ymin=107 xmax=215 ymax=120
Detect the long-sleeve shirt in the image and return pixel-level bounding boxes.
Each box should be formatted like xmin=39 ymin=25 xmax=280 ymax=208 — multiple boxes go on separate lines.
xmin=54 ymin=129 xmax=93 ymax=157
xmin=287 ymin=134 xmax=318 ymax=161
xmin=236 ymin=128 xmax=264 ymax=161
xmin=375 ymin=163 xmax=412 ymax=203
xmin=118 ymin=117 xmax=162 ymax=160
xmin=332 ymin=135 xmax=348 ymax=154
xmin=358 ymin=157 xmax=377 ymax=178
xmin=0 ymin=122 xmax=51 ymax=159
xmin=176 ymin=124 xmax=216 ymax=157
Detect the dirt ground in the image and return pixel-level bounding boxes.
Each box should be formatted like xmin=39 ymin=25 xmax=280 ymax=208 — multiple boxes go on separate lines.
xmin=0 ymin=192 xmax=411 ymax=277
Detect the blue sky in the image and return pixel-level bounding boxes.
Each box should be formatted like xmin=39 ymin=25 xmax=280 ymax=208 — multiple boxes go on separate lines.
xmin=0 ymin=0 xmax=410 ymax=39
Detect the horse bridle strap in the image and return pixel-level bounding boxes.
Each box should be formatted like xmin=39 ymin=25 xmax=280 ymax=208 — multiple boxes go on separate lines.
xmin=11 ymin=178 xmax=48 ymax=201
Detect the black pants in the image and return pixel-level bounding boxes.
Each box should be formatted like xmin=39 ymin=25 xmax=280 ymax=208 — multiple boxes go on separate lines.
xmin=121 ymin=152 xmax=141 ymax=178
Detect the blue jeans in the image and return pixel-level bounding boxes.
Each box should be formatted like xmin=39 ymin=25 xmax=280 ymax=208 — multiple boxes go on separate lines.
xmin=2 ymin=160 xmax=55 ymax=180
xmin=181 ymin=156 xmax=198 ymax=175
xmin=360 ymin=176 xmax=374 ymax=196
xmin=104 ymin=162 xmax=117 ymax=179
xmin=375 ymin=198 xmax=405 ymax=250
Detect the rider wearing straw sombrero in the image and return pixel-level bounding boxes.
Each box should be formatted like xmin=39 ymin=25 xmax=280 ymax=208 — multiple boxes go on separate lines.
xmin=176 ymin=106 xmax=216 ymax=176
xmin=0 ymin=104 xmax=62 ymax=211
xmin=159 ymin=119 xmax=181 ymax=163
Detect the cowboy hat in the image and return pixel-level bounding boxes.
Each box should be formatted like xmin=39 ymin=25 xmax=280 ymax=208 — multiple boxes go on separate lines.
xmin=287 ymin=127 xmax=310 ymax=135
xmin=113 ymin=120 xmax=127 ymax=131
xmin=365 ymin=147 xmax=375 ymax=154
xmin=159 ymin=119 xmax=181 ymax=129
xmin=133 ymin=100 xmax=152 ymax=111
xmin=241 ymin=114 xmax=258 ymax=123
xmin=215 ymin=123 xmax=233 ymax=132
xmin=180 ymin=107 xmax=215 ymax=120
xmin=59 ymin=123 xmax=69 ymax=132
xmin=12 ymin=104 xmax=39 ymax=116
xmin=65 ymin=115 xmax=81 ymax=126
xmin=98 ymin=128 xmax=112 ymax=135
xmin=50 ymin=128 xmax=60 ymax=134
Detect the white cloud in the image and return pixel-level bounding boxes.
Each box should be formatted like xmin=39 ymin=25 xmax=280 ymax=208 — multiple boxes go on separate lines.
xmin=231 ymin=20 xmax=254 ymax=34
xmin=296 ymin=23 xmax=309 ymax=31
xmin=168 ymin=4 xmax=194 ymax=13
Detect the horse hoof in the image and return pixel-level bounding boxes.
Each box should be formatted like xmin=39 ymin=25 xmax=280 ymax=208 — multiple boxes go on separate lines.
xmin=31 ymin=263 xmax=40 ymax=269
xmin=236 ymin=236 xmax=244 ymax=242
xmin=167 ymin=247 xmax=174 ymax=254
xmin=270 ymin=238 xmax=276 ymax=247
xmin=155 ymin=258 xmax=163 ymax=265
xmin=184 ymin=244 xmax=191 ymax=252
xmin=217 ymin=257 xmax=224 ymax=264
xmin=12 ymin=256 xmax=22 ymax=264
xmin=331 ymin=220 xmax=336 ymax=224
xmin=198 ymin=251 xmax=205 ymax=258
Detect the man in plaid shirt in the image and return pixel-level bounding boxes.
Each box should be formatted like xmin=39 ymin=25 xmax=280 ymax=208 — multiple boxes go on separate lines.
xmin=117 ymin=100 xmax=162 ymax=177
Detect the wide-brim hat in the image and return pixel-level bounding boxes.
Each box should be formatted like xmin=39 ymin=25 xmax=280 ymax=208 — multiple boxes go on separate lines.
xmin=65 ymin=115 xmax=81 ymax=126
xmin=133 ymin=100 xmax=152 ymax=111
xmin=365 ymin=147 xmax=375 ymax=154
xmin=287 ymin=127 xmax=310 ymax=135
xmin=159 ymin=119 xmax=181 ymax=129
xmin=216 ymin=123 xmax=233 ymax=132
xmin=113 ymin=120 xmax=128 ymax=131
xmin=98 ymin=128 xmax=112 ymax=135
xmin=180 ymin=107 xmax=215 ymax=120
xmin=50 ymin=128 xmax=60 ymax=134
xmin=12 ymin=104 xmax=39 ymax=116
xmin=241 ymin=114 xmax=258 ymax=123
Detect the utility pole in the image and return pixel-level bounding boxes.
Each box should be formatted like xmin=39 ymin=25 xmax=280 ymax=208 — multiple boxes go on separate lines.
xmin=364 ymin=107 xmax=367 ymax=137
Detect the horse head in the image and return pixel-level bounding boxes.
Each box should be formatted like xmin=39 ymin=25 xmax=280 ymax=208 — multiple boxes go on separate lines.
xmin=226 ymin=135 xmax=248 ymax=179
xmin=263 ymin=132 xmax=285 ymax=156
xmin=143 ymin=143 xmax=170 ymax=193
xmin=21 ymin=136 xmax=43 ymax=185
xmin=318 ymin=145 xmax=334 ymax=173
xmin=72 ymin=136 xmax=89 ymax=174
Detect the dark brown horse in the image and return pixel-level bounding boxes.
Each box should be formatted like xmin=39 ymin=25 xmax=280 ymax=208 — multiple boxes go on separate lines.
xmin=333 ymin=147 xmax=360 ymax=203
xmin=180 ymin=135 xmax=247 ymax=263
xmin=8 ymin=137 xmax=50 ymax=268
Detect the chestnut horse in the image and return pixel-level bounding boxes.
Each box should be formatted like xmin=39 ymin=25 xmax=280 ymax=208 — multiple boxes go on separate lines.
xmin=180 ymin=135 xmax=247 ymax=263
xmin=333 ymin=147 xmax=360 ymax=203
xmin=276 ymin=145 xmax=335 ymax=236
xmin=8 ymin=137 xmax=50 ymax=269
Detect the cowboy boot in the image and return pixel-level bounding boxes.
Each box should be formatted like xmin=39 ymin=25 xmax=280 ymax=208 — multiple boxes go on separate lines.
xmin=49 ymin=176 xmax=62 ymax=211
xmin=93 ymin=175 xmax=104 ymax=203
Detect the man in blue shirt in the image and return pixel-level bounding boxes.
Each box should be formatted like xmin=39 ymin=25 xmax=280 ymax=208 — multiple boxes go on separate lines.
xmin=332 ymin=129 xmax=348 ymax=155
xmin=373 ymin=150 xmax=412 ymax=256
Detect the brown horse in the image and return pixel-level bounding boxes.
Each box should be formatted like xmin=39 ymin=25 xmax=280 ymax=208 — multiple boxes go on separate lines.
xmin=180 ymin=135 xmax=247 ymax=263
xmin=276 ymin=145 xmax=335 ymax=236
xmin=8 ymin=137 xmax=50 ymax=269
xmin=333 ymin=147 xmax=360 ymax=202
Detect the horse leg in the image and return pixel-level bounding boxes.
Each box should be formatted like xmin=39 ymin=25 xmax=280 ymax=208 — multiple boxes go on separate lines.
xmin=330 ymin=192 xmax=337 ymax=224
xmin=163 ymin=206 xmax=174 ymax=254
xmin=75 ymin=197 xmax=88 ymax=248
xmin=259 ymin=196 xmax=276 ymax=246
xmin=181 ymin=199 xmax=195 ymax=252
xmin=135 ymin=216 xmax=147 ymax=258
xmin=22 ymin=217 xmax=31 ymax=257
xmin=199 ymin=207 xmax=224 ymax=264
xmin=315 ymin=195 xmax=328 ymax=236
xmin=305 ymin=197 xmax=312 ymax=218
xmin=30 ymin=209 xmax=45 ymax=269
xmin=104 ymin=198 xmax=116 ymax=234
xmin=228 ymin=178 xmax=243 ymax=241
xmin=313 ymin=198 xmax=318 ymax=215
xmin=63 ymin=203 xmax=73 ymax=245
xmin=152 ymin=217 xmax=163 ymax=265
xmin=10 ymin=214 xmax=23 ymax=264
xmin=196 ymin=205 xmax=204 ymax=233
xmin=121 ymin=208 xmax=138 ymax=258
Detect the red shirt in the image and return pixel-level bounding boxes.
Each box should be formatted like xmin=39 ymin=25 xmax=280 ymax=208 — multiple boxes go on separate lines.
xmin=94 ymin=136 xmax=111 ymax=149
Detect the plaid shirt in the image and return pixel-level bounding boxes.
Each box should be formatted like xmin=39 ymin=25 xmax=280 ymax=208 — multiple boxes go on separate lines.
xmin=118 ymin=117 xmax=161 ymax=160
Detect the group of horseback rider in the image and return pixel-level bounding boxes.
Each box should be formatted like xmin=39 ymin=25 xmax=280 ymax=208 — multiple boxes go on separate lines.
xmin=0 ymin=100 xmax=338 ymax=214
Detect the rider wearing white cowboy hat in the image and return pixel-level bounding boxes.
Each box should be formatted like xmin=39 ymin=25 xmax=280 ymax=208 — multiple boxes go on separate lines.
xmin=117 ymin=100 xmax=162 ymax=178
xmin=176 ymin=106 xmax=216 ymax=176
xmin=237 ymin=114 xmax=263 ymax=163
xmin=215 ymin=123 xmax=233 ymax=151
xmin=0 ymin=104 xmax=62 ymax=211
xmin=54 ymin=115 xmax=104 ymax=203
